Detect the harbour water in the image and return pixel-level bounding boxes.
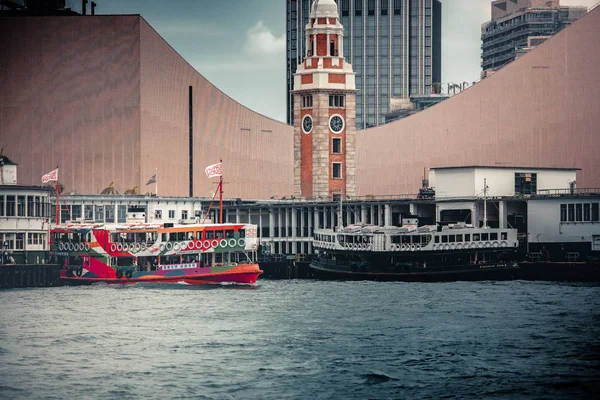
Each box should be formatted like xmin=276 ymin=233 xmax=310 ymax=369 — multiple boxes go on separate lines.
xmin=1 ymin=280 xmax=599 ymax=399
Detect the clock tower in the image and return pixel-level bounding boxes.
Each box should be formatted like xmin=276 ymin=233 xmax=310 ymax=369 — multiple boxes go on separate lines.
xmin=292 ymin=0 xmax=357 ymax=200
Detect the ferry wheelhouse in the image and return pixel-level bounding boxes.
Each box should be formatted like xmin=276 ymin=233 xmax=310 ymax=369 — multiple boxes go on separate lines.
xmin=51 ymin=222 xmax=262 ymax=285
xmin=310 ymin=219 xmax=520 ymax=281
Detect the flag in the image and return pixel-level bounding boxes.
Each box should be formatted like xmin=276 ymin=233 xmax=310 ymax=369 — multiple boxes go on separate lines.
xmin=41 ymin=168 xmax=58 ymax=183
xmin=205 ymin=162 xmax=223 ymax=178
xmin=146 ymin=174 xmax=156 ymax=185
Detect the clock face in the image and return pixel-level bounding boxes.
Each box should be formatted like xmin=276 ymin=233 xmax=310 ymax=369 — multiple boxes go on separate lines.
xmin=302 ymin=115 xmax=313 ymax=134
xmin=329 ymin=115 xmax=344 ymax=133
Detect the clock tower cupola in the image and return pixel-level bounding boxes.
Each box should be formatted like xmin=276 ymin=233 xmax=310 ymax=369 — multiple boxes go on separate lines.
xmin=292 ymin=0 xmax=357 ymax=200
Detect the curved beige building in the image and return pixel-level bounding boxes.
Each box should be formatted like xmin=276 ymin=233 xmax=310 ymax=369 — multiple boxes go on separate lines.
xmin=0 ymin=15 xmax=294 ymax=199
xmin=356 ymin=6 xmax=600 ymax=196
xmin=2 ymin=7 xmax=599 ymax=200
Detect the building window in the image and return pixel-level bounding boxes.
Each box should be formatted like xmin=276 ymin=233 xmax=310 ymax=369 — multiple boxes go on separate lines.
xmin=380 ymin=0 xmax=388 ymax=15
xmin=95 ymin=205 xmax=104 ymax=222
xmin=355 ymin=0 xmax=362 ymax=15
xmin=394 ymin=0 xmax=401 ymax=14
xmin=84 ymin=205 xmax=93 ymax=220
xmin=16 ymin=233 xmax=24 ymax=250
xmin=329 ymin=94 xmax=345 ymax=107
xmin=0 ymin=195 xmax=4 ymax=216
xmin=575 ymin=204 xmax=583 ymax=222
xmin=155 ymin=209 xmax=162 ymax=220
xmin=560 ymin=204 xmax=567 ymax=222
xmin=105 ymin=206 xmax=115 ymax=223
xmin=17 ymin=196 xmax=25 ymax=216
xmin=584 ymin=203 xmax=591 ymax=221
xmin=368 ymin=0 xmax=375 ymax=15
xmin=332 ymin=138 xmax=342 ymax=154
xmin=567 ymin=204 xmax=575 ymax=222
xmin=592 ymin=203 xmax=599 ymax=221
xmin=27 ymin=196 xmax=34 ymax=217
xmin=118 ymin=205 xmax=127 ymax=223
xmin=6 ymin=195 xmax=15 ymax=216
xmin=169 ymin=210 xmax=175 ymax=219
xmin=182 ymin=210 xmax=188 ymax=220
xmin=302 ymin=95 xmax=313 ymax=108
xmin=514 ymin=172 xmax=537 ymax=195
xmin=332 ymin=162 xmax=342 ymax=179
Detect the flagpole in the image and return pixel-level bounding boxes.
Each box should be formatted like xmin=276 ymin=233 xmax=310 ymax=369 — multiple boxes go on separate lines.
xmin=219 ymin=159 xmax=223 ymax=223
xmin=55 ymin=166 xmax=59 ymax=225
xmin=155 ymin=168 xmax=158 ymax=196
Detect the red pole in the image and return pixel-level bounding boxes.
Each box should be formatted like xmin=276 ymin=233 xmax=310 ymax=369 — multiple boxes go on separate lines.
xmin=219 ymin=159 xmax=223 ymax=223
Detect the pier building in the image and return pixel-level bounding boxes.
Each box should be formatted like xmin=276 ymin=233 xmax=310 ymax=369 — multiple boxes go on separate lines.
xmin=1 ymin=2 xmax=599 ymax=198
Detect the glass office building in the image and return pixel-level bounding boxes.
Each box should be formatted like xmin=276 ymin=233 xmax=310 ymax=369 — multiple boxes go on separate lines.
xmin=286 ymin=0 xmax=442 ymax=129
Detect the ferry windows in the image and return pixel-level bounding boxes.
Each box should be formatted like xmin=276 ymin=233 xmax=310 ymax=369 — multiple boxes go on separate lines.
xmin=155 ymin=209 xmax=162 ymax=220
xmin=162 ymin=233 xmax=169 ymax=242
xmin=216 ymin=231 xmax=224 ymax=239
xmin=490 ymin=232 xmax=498 ymax=240
xmin=15 ymin=233 xmax=24 ymax=250
xmin=441 ymin=235 xmax=448 ymax=243
xmin=482 ymin=233 xmax=489 ymax=241
xmin=182 ymin=210 xmax=188 ymax=220
xmin=434 ymin=236 xmax=439 ymax=243
xmin=239 ymin=229 xmax=246 ymax=238
xmin=206 ymin=231 xmax=215 ymax=240
xmin=168 ymin=210 xmax=175 ymax=219
xmin=560 ymin=204 xmax=567 ymax=221
xmin=501 ymin=232 xmax=508 ymax=240
xmin=176 ymin=232 xmax=185 ymax=241
xmin=196 ymin=231 xmax=202 ymax=240
xmin=473 ymin=234 xmax=480 ymax=241
xmin=456 ymin=234 xmax=463 ymax=242
xmin=584 ymin=204 xmax=591 ymax=221
xmin=95 ymin=205 xmax=104 ymax=222
xmin=465 ymin=234 xmax=471 ymax=242
xmin=567 ymin=204 xmax=575 ymax=221
xmin=226 ymin=230 xmax=234 ymax=239
xmin=592 ymin=203 xmax=599 ymax=221
xmin=449 ymin=235 xmax=455 ymax=243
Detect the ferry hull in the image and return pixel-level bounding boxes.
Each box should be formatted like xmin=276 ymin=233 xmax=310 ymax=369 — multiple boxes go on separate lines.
xmin=60 ymin=264 xmax=263 ymax=286
xmin=310 ymin=259 xmax=520 ymax=282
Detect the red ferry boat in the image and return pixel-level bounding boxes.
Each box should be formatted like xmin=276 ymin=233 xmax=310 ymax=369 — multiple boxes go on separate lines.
xmin=50 ymin=222 xmax=262 ymax=285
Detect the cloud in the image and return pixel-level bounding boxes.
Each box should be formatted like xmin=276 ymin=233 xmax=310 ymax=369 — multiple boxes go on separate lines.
xmin=245 ymin=21 xmax=285 ymax=55
xmin=156 ymin=21 xmax=225 ymax=37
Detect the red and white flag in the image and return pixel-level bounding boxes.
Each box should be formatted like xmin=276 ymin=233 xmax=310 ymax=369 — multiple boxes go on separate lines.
xmin=205 ymin=162 xmax=222 ymax=178
xmin=41 ymin=168 xmax=58 ymax=183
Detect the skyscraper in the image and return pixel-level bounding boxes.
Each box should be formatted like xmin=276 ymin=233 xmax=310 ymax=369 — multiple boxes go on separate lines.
xmin=481 ymin=0 xmax=587 ymax=73
xmin=287 ymin=0 xmax=442 ymax=129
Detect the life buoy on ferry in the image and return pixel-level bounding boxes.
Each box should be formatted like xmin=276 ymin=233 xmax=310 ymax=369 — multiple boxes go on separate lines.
xmin=166 ymin=242 xmax=173 ymax=251
xmin=85 ymin=243 xmax=91 ymax=251
xmin=111 ymin=243 xmax=117 ymax=252
xmin=228 ymin=239 xmax=237 ymax=247
xmin=211 ymin=240 xmax=218 ymax=248
xmin=117 ymin=243 xmax=123 ymax=252
xmin=173 ymin=242 xmax=180 ymax=251
xmin=125 ymin=270 xmax=132 ymax=279
xmin=493 ymin=241 xmax=499 ymax=248
xmin=485 ymin=242 xmax=491 ymax=248
xmin=500 ymin=241 xmax=507 ymax=248
xmin=58 ymin=243 xmax=64 ymax=251
xmin=203 ymin=240 xmax=210 ymax=248
xmin=238 ymin=238 xmax=246 ymax=248
xmin=478 ymin=242 xmax=484 ymax=248
xmin=180 ymin=242 xmax=187 ymax=251
xmin=456 ymin=243 xmax=462 ymax=250
xmin=134 ymin=243 xmax=141 ymax=252
xmin=194 ymin=241 xmax=202 ymax=250
xmin=415 ymin=244 xmax=421 ymax=250
xmin=219 ymin=240 xmax=228 ymax=249
xmin=450 ymin=243 xmax=455 ymax=250
xmin=141 ymin=242 xmax=148 ymax=250
xmin=159 ymin=243 xmax=165 ymax=252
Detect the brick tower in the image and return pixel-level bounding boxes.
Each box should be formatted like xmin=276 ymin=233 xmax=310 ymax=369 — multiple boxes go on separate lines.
xmin=292 ymin=0 xmax=357 ymax=200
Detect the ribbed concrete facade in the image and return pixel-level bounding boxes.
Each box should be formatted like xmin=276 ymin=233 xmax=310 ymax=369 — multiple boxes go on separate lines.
xmin=0 ymin=16 xmax=294 ymax=199
xmin=355 ymin=6 xmax=600 ymax=195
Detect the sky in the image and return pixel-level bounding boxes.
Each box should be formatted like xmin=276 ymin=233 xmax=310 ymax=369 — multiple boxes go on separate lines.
xmin=66 ymin=0 xmax=598 ymax=123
